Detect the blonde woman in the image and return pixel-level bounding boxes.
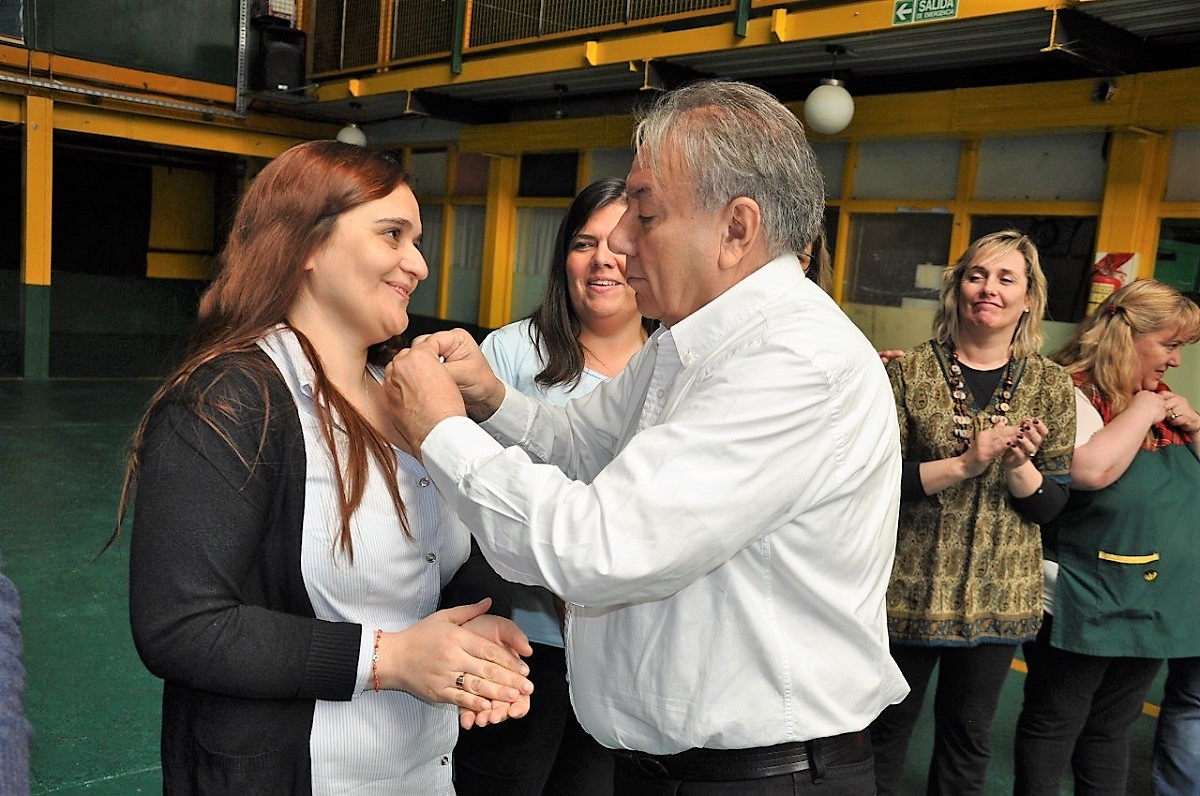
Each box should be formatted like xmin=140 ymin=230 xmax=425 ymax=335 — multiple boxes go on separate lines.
xmin=1014 ymin=279 xmax=1200 ymax=795
xmin=872 ymin=230 xmax=1075 ymax=795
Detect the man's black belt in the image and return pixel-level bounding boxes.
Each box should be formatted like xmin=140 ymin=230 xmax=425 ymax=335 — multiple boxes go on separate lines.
xmin=617 ymin=728 xmax=872 ymax=782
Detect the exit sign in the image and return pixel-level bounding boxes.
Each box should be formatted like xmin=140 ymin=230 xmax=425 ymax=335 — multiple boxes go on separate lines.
xmin=893 ymin=0 xmax=958 ymax=25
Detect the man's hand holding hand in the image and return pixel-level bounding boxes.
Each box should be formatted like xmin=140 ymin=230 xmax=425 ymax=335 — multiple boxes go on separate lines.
xmin=385 ymin=342 xmax=468 ymax=457
xmin=409 ymin=330 xmax=507 ymax=422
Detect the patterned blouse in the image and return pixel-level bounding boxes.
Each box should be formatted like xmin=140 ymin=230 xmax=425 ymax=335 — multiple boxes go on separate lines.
xmin=884 ymin=340 xmax=1075 ymax=646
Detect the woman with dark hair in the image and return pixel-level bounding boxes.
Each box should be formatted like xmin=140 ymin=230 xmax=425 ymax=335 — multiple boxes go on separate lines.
xmin=118 ymin=140 xmax=533 ymax=794
xmin=453 ymin=178 xmax=651 ymax=796
xmin=1014 ymin=279 xmax=1200 ymax=795
xmin=871 ymin=230 xmax=1076 ymax=795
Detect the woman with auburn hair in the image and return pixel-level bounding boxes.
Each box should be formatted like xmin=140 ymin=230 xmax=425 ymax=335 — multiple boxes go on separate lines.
xmin=1014 ymin=279 xmax=1200 ymax=796
xmin=117 ymin=140 xmax=533 ymax=794
xmin=454 ymin=178 xmax=652 ymax=795
xmin=871 ymin=230 xmax=1076 ymax=795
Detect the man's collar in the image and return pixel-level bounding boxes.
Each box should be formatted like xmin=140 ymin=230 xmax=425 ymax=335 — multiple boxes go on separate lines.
xmin=664 ymin=253 xmax=807 ymax=366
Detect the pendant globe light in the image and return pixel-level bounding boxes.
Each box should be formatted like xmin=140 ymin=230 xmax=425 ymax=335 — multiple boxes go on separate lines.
xmin=335 ymin=122 xmax=368 ymax=146
xmin=804 ymin=45 xmax=854 ymax=136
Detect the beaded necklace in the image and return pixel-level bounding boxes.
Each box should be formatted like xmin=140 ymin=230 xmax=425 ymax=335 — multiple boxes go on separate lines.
xmin=947 ymin=346 xmax=1015 ymax=453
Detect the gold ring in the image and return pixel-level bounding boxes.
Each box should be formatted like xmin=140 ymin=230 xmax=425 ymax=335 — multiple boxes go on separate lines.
xmin=455 ymin=672 xmax=466 ymax=689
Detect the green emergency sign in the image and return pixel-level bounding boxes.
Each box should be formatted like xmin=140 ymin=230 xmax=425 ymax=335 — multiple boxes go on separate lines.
xmin=893 ymin=0 xmax=958 ymax=25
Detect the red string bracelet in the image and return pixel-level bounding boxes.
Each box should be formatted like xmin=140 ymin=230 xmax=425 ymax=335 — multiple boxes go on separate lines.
xmin=372 ymin=629 xmax=382 ymax=693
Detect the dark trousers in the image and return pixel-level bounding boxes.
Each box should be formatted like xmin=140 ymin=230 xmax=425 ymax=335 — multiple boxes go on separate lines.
xmin=453 ymin=642 xmax=614 ymax=796
xmin=870 ymin=642 xmax=1016 ymax=796
xmin=613 ymin=747 xmax=875 ymax=795
xmin=1013 ymin=614 xmax=1162 ymax=796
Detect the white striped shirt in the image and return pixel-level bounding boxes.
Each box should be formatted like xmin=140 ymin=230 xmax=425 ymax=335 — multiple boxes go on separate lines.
xmin=259 ymin=328 xmax=469 ymax=795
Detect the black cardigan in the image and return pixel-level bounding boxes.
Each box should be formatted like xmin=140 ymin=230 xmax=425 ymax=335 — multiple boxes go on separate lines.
xmin=130 ymin=351 xmax=360 ymax=793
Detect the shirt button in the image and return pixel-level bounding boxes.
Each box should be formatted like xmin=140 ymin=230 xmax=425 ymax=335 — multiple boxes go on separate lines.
xmin=440 ymin=756 xmax=449 ymax=766
xmin=656 ymin=389 xmax=665 ymax=398
xmin=418 ymin=477 xmax=430 ymax=487
xmin=1144 ymin=570 xmax=1158 ymax=582
xmin=425 ymin=552 xmax=437 ymax=563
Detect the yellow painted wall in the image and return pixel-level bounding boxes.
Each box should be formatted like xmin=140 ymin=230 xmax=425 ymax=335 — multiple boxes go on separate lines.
xmin=146 ymin=166 xmax=218 ymax=280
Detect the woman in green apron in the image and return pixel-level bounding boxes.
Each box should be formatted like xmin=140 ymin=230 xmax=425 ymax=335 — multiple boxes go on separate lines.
xmin=1013 ymin=279 xmax=1200 ymax=795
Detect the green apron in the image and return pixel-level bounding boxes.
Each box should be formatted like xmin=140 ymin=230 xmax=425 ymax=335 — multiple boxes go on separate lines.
xmin=1048 ymin=443 xmax=1200 ymax=658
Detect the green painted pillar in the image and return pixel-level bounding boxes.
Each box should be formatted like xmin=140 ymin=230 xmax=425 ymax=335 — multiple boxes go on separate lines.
xmin=21 ymin=283 xmax=50 ymax=380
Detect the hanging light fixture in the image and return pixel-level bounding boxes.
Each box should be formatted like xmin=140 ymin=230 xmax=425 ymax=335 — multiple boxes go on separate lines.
xmin=804 ymin=45 xmax=855 ymax=136
xmin=335 ymin=122 xmax=368 ymax=146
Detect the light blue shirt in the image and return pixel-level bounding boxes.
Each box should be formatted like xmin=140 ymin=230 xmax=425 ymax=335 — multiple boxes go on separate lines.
xmin=480 ymin=319 xmax=608 ymax=647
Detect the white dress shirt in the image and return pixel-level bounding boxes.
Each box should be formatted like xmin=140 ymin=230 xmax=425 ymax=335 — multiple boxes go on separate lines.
xmin=422 ymin=254 xmax=909 ymax=754
xmin=260 ymin=328 xmax=468 ymax=795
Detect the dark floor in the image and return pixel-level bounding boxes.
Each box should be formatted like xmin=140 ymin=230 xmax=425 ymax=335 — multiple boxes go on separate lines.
xmin=0 ymin=379 xmax=1162 ymax=794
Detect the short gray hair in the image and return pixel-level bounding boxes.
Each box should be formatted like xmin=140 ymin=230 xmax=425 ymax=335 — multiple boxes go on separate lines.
xmin=633 ymin=80 xmax=825 ymax=258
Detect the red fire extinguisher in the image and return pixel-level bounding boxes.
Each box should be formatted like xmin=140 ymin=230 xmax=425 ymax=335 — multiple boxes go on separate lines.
xmin=1086 ymin=253 xmax=1132 ymax=315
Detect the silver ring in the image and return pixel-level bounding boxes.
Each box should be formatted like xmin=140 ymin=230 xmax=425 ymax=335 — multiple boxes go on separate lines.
xmin=1171 ymin=412 xmax=1180 ymax=420
xmin=455 ymin=672 xmax=466 ymax=690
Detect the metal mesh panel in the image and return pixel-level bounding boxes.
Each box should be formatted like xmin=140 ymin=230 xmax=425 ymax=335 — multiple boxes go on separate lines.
xmin=541 ymin=0 xmax=628 ymax=35
xmin=310 ymin=0 xmax=343 ymax=74
xmin=309 ymin=0 xmax=379 ymax=74
xmin=469 ymin=0 xmax=543 ymax=47
xmin=392 ymin=0 xmax=455 ymax=60
xmin=629 ymin=0 xmax=729 ymax=21
xmin=342 ymin=0 xmax=381 ymax=70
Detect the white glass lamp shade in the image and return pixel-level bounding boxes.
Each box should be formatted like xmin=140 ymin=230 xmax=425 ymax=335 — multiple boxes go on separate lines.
xmin=335 ymin=123 xmax=368 ymax=146
xmin=803 ymin=79 xmax=855 ymax=135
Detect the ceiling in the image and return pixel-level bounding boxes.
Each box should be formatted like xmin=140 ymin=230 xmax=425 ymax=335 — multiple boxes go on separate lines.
xmin=249 ymin=0 xmax=1200 ymax=128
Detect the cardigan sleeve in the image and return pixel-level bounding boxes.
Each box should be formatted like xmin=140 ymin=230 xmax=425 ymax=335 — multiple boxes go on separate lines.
xmin=129 ymin=355 xmax=361 ymax=701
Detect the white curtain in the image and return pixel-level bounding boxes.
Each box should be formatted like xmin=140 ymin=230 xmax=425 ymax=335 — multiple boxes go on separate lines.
xmin=511 ymin=207 xmax=565 ymax=320
xmin=446 ymin=205 xmax=485 ymax=324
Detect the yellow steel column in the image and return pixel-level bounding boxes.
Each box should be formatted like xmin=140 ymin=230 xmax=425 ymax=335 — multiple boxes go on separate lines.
xmin=21 ymin=95 xmax=53 ymax=380
xmin=1096 ymin=129 xmax=1164 ymax=279
xmin=478 ymin=155 xmax=518 ymax=328
xmin=950 ymin=138 xmax=980 ymax=260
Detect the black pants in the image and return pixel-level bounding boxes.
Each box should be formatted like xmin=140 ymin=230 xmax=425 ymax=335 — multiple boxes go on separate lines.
xmin=870 ymin=642 xmax=1016 ymax=796
xmin=1013 ymin=614 xmax=1162 ymax=796
xmin=453 ymin=642 xmax=614 ymax=796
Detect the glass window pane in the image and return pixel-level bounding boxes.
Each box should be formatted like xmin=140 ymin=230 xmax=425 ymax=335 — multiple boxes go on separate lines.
xmin=853 ymin=140 xmax=959 ymax=201
xmin=409 ymin=150 xmax=448 ymax=196
xmin=454 ymin=153 xmax=490 ymax=196
xmin=1165 ymin=130 xmax=1200 ymax=203
xmin=446 ymin=205 xmax=484 ymax=324
xmin=843 ymin=212 xmax=954 ymax=307
xmin=1156 ymin=219 xmax=1200 ymax=299
xmin=588 ymin=149 xmax=634 ymax=182
xmin=519 ymin=153 xmax=579 ymax=198
xmin=976 ymin=134 xmax=1105 ymax=201
xmin=969 ymin=215 xmax=1097 ymax=323
xmin=409 ymin=204 xmax=442 ymax=318
xmin=512 ymin=206 xmax=564 ymax=319
xmin=812 ymin=141 xmax=847 ymax=200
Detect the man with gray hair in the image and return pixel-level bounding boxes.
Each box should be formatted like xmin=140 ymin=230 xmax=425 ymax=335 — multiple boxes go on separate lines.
xmin=386 ymin=79 xmax=907 ymax=793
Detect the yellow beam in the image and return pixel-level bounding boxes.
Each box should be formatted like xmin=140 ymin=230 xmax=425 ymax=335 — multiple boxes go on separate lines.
xmin=1097 ymin=130 xmax=1164 ymax=280
xmin=820 ymin=68 xmax=1200 ymax=140
xmin=459 ymin=114 xmax=634 ymax=155
xmin=479 ymin=155 xmax=518 ymax=327
xmin=22 ymin=95 xmax=52 ymax=287
xmin=950 ymin=139 xmax=980 ymax=260
xmin=0 ymin=92 xmax=18 ymax=123
xmin=1 ymin=43 xmax=234 ymax=104
xmin=54 ymin=104 xmax=304 ymax=158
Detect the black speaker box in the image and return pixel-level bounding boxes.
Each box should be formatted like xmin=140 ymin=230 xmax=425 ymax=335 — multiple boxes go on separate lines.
xmin=251 ymin=17 xmax=307 ymax=93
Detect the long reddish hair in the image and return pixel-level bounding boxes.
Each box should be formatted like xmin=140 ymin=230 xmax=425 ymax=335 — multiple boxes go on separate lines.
xmin=114 ymin=141 xmax=414 ymax=556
